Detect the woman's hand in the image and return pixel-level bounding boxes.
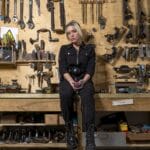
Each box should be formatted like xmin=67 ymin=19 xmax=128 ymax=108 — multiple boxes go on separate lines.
xmin=63 ymin=73 xmax=77 ymax=90
xmin=68 ymin=79 xmax=85 ymax=90
xmin=73 ymin=79 xmax=86 ymax=90
xmin=64 ymin=73 xmax=89 ymax=90
xmin=68 ymin=80 xmax=76 ymax=90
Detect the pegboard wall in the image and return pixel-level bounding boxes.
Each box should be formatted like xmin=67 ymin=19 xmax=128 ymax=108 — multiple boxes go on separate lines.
xmin=0 ymin=0 xmax=149 ymax=93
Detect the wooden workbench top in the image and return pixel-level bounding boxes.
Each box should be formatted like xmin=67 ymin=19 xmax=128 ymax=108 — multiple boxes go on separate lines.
xmin=0 ymin=93 xmax=149 ymax=112
xmin=0 ymin=93 xmax=150 ymax=98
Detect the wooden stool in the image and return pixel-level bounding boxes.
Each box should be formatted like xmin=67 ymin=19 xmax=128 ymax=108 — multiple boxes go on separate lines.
xmin=74 ymin=94 xmax=84 ymax=150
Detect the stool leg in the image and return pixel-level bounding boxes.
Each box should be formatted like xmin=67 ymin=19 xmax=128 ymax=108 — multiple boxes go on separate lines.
xmin=76 ymin=95 xmax=84 ymax=150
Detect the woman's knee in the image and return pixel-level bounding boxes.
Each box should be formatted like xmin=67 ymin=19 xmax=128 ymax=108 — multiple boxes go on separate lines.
xmin=60 ymin=90 xmax=73 ymax=100
xmin=59 ymin=81 xmax=74 ymax=98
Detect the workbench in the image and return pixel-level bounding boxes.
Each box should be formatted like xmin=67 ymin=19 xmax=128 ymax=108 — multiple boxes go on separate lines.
xmin=0 ymin=93 xmax=149 ymax=149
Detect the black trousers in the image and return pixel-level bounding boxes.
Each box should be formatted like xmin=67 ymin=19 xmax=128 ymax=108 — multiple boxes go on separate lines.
xmin=59 ymin=80 xmax=95 ymax=130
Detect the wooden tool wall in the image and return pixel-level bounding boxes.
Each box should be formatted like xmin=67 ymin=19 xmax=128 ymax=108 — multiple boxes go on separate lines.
xmin=0 ymin=0 xmax=149 ymax=93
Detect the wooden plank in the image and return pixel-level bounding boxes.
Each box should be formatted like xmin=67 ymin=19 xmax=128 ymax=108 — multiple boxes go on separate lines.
xmin=0 ymin=123 xmax=57 ymax=126
xmin=0 ymin=94 xmax=60 ymax=99
xmin=16 ymin=60 xmax=55 ymax=63
xmin=0 ymin=99 xmax=61 ymax=112
xmin=96 ymin=144 xmax=150 ymax=148
xmin=95 ymin=93 xmax=150 ymax=111
xmin=0 ymin=143 xmax=67 ymax=148
xmin=95 ymin=98 xmax=150 ymax=111
xmin=127 ymin=132 xmax=150 ymax=141
xmin=95 ymin=93 xmax=150 ymax=99
xmin=0 ymin=143 xmax=150 ymax=148
xmin=0 ymin=143 xmax=149 ymax=148
xmin=1 ymin=93 xmax=150 ymax=99
xmin=0 ymin=94 xmax=150 ymax=112
xmin=0 ymin=94 xmax=60 ymax=112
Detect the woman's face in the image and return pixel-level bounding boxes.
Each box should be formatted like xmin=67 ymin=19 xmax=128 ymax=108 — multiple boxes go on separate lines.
xmin=66 ymin=25 xmax=80 ymax=44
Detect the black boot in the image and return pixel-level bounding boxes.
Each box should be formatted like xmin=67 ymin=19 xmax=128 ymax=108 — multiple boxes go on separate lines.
xmin=86 ymin=124 xmax=96 ymax=150
xmin=66 ymin=122 xmax=78 ymax=149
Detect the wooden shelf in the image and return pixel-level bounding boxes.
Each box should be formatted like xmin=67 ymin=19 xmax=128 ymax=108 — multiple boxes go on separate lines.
xmin=0 ymin=93 xmax=150 ymax=99
xmin=0 ymin=123 xmax=59 ymax=127
xmin=0 ymin=143 xmax=67 ymax=148
xmin=95 ymin=93 xmax=150 ymax=99
xmin=0 ymin=93 xmax=149 ymax=112
xmin=16 ymin=60 xmax=56 ymax=64
xmin=95 ymin=93 xmax=150 ymax=111
xmin=0 ymin=60 xmax=56 ymax=66
xmin=0 ymin=143 xmax=149 ymax=148
xmin=0 ymin=62 xmax=16 ymax=67
xmin=126 ymin=144 xmax=150 ymax=147
xmin=0 ymin=93 xmax=59 ymax=99
xmin=96 ymin=144 xmax=150 ymax=148
xmin=0 ymin=61 xmax=15 ymax=64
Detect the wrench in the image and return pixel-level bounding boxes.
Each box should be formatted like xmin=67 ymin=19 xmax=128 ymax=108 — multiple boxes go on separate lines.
xmin=4 ymin=0 xmax=11 ymax=23
xmin=35 ymin=0 xmax=40 ymax=16
xmin=0 ymin=0 xmax=4 ymax=20
xmin=90 ymin=0 xmax=94 ymax=24
xmin=12 ymin=0 xmax=18 ymax=22
xmin=18 ymin=0 xmax=25 ymax=29
xmin=59 ymin=0 xmax=65 ymax=32
xmin=84 ymin=0 xmax=87 ymax=24
xmin=81 ymin=0 xmax=85 ymax=24
xmin=27 ymin=0 xmax=35 ymax=29
xmin=98 ymin=0 xmax=106 ymax=29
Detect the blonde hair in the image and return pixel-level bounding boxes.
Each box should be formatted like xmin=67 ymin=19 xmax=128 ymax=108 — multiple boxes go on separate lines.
xmin=65 ymin=20 xmax=83 ymax=41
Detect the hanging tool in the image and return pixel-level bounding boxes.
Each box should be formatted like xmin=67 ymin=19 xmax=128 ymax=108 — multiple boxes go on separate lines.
xmin=22 ymin=40 xmax=27 ymax=59
xmin=4 ymin=0 xmax=11 ymax=23
xmin=90 ymin=0 xmax=94 ymax=24
xmin=18 ymin=0 xmax=25 ymax=29
xmin=47 ymin=0 xmax=55 ymax=31
xmin=59 ymin=0 xmax=65 ymax=32
xmin=12 ymin=0 xmax=18 ymax=22
xmin=35 ymin=0 xmax=41 ymax=16
xmin=0 ymin=0 xmax=5 ymax=20
xmin=25 ymin=74 xmax=35 ymax=93
xmin=29 ymin=28 xmax=59 ymax=44
xmin=98 ymin=0 xmax=106 ymax=29
xmin=96 ymin=0 xmax=98 ymax=21
xmin=81 ymin=0 xmax=85 ymax=24
xmin=27 ymin=0 xmax=35 ymax=29
xmin=85 ymin=0 xmax=87 ymax=24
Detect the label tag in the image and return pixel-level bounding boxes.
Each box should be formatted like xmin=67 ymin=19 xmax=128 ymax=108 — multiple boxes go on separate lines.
xmin=112 ymin=99 xmax=134 ymax=106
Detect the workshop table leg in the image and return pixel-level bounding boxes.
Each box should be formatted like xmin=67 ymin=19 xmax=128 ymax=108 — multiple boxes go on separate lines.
xmin=76 ymin=95 xmax=84 ymax=150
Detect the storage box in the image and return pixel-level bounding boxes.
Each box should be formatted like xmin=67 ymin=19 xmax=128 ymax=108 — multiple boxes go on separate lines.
xmin=0 ymin=114 xmax=16 ymax=124
xmin=82 ymin=132 xmax=126 ymax=146
xmin=127 ymin=132 xmax=150 ymax=141
xmin=44 ymin=114 xmax=59 ymax=125
xmin=44 ymin=114 xmax=65 ymax=125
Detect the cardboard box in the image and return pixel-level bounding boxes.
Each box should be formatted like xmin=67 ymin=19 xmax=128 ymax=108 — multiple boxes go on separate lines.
xmin=44 ymin=114 xmax=59 ymax=125
xmin=45 ymin=114 xmax=65 ymax=125
xmin=0 ymin=114 xmax=16 ymax=124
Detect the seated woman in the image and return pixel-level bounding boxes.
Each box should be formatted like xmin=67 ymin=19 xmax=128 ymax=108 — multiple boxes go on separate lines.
xmin=58 ymin=20 xmax=96 ymax=150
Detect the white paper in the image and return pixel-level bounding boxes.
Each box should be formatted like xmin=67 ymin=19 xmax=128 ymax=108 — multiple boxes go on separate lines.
xmin=112 ymin=99 xmax=134 ymax=106
xmin=0 ymin=27 xmax=18 ymax=42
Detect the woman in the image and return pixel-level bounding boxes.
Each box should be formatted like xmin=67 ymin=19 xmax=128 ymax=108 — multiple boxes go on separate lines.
xmin=59 ymin=20 xmax=96 ymax=150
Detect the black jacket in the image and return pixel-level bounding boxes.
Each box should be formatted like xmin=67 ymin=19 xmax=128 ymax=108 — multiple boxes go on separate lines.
xmin=59 ymin=43 xmax=96 ymax=81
